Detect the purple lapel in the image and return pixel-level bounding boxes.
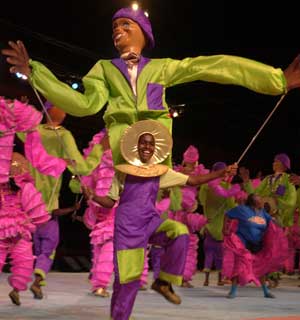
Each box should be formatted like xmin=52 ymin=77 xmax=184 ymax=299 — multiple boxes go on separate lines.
xmin=111 ymin=56 xmax=151 ymax=85
xmin=137 ymin=56 xmax=151 ymax=78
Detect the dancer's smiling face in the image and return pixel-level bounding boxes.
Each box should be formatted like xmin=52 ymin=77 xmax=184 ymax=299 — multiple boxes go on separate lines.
xmin=138 ymin=133 xmax=155 ymax=163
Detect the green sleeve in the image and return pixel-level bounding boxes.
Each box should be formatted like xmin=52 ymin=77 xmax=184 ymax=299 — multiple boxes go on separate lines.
xmin=69 ymin=178 xmax=81 ymax=194
xmin=29 ymin=60 xmax=109 ymax=117
xmin=16 ymin=132 xmax=26 ymax=142
xmin=198 ymin=183 xmax=208 ymax=207
xmin=296 ymin=188 xmax=300 ymax=211
xmin=62 ymin=131 xmax=103 ymax=176
xmin=244 ymin=178 xmax=269 ymax=195
xmin=277 ymin=182 xmax=297 ymax=227
xmin=169 ymin=186 xmax=182 ymax=211
xmin=163 ymin=55 xmax=287 ymax=95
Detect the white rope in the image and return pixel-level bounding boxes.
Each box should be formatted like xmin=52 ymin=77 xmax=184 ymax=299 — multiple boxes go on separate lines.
xmin=237 ymin=94 xmax=286 ymax=164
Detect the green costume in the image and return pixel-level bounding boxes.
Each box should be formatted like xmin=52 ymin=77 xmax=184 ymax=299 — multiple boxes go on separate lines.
xmin=244 ymin=173 xmax=297 ymax=227
xmin=199 ymin=181 xmax=237 ymax=241
xmin=28 ymin=55 xmax=287 ymax=167
xmin=18 ymin=125 xmax=103 ymax=211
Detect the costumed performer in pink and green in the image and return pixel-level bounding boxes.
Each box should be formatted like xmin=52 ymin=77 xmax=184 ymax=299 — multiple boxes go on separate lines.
xmin=69 ymin=128 xmax=149 ymax=297
xmin=168 ymin=145 xmax=209 ymax=288
xmin=199 ymin=161 xmax=240 ymax=286
xmin=17 ymin=101 xmax=106 ymax=299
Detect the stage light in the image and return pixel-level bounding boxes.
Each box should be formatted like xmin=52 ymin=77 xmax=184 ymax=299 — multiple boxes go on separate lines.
xmin=71 ymin=82 xmax=79 ymax=90
xmin=131 ymin=2 xmax=139 ymax=11
xmin=168 ymin=104 xmax=186 ymax=118
xmin=144 ymin=11 xmax=149 ymax=17
xmin=15 ymin=72 xmax=28 ymax=80
xmin=172 ymin=110 xmax=179 ymax=118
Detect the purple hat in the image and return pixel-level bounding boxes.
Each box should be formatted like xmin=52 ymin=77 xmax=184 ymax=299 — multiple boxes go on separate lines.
xmin=112 ymin=7 xmax=155 ymax=49
xmin=44 ymin=100 xmax=53 ymax=110
xmin=274 ymin=153 xmax=291 ymax=169
xmin=212 ymin=162 xmax=227 ymax=171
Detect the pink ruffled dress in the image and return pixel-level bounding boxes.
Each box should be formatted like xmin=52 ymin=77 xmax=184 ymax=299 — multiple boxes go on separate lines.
xmin=222 ymin=219 xmax=288 ymax=286
xmin=0 ymin=173 xmax=50 ymax=291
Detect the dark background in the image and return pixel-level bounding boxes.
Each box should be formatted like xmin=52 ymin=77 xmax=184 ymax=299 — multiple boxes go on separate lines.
xmin=1 ymin=1 xmax=300 ymax=270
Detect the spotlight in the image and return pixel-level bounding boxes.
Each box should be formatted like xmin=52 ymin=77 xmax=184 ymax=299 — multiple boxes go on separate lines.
xmin=172 ymin=110 xmax=179 ymax=118
xmin=131 ymin=2 xmax=139 ymax=11
xmin=15 ymin=72 xmax=28 ymax=80
xmin=144 ymin=11 xmax=149 ymax=17
xmin=168 ymin=104 xmax=186 ymax=118
xmin=71 ymin=82 xmax=79 ymax=90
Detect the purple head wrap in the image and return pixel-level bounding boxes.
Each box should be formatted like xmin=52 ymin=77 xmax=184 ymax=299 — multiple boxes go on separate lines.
xmin=274 ymin=153 xmax=291 ymax=170
xmin=212 ymin=162 xmax=227 ymax=171
xmin=112 ymin=7 xmax=155 ymax=49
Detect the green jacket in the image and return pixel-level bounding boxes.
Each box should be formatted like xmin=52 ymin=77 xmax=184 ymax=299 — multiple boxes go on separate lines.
xmin=29 ymin=55 xmax=287 ymax=166
xmin=244 ymin=172 xmax=297 ymax=227
xmin=199 ymin=181 xmax=237 ymax=240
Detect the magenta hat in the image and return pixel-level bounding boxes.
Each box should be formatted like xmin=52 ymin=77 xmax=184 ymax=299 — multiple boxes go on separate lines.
xmin=183 ymin=145 xmax=199 ymax=163
xmin=274 ymin=153 xmax=291 ymax=169
xmin=112 ymin=7 xmax=155 ymax=49
xmin=212 ymin=162 xmax=227 ymax=171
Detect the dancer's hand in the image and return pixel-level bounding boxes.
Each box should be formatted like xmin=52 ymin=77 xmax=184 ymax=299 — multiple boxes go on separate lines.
xmin=101 ymin=133 xmax=110 ymax=151
xmin=1 ymin=40 xmax=31 ymax=77
xmin=81 ymin=185 xmax=94 ymax=201
xmin=284 ymin=54 xmax=300 ymax=91
xmin=225 ymin=163 xmax=238 ymax=177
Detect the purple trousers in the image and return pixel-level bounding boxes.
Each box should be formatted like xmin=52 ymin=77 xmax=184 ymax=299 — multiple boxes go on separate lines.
xmin=110 ymin=175 xmax=189 ymax=320
xmin=32 ymin=217 xmax=59 ymax=280
xmin=110 ymin=220 xmax=189 ymax=320
xmin=203 ymin=233 xmax=223 ymax=271
xmin=150 ymin=245 xmax=164 ymax=280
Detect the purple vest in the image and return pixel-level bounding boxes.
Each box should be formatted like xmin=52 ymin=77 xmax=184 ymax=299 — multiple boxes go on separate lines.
xmin=114 ymin=174 xmax=163 ymax=251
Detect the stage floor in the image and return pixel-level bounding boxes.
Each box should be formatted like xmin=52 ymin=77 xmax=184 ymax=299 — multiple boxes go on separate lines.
xmin=1 ymin=271 xmax=300 ymax=320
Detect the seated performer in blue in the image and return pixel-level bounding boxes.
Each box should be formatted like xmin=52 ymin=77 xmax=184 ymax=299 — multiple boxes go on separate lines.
xmin=223 ymin=193 xmax=288 ymax=299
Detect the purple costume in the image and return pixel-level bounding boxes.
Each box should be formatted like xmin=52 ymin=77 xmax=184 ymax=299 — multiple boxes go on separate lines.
xmin=110 ymin=174 xmax=189 ymax=320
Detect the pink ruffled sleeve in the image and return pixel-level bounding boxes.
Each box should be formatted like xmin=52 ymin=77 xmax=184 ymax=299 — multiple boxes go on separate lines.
xmin=208 ymin=179 xmax=241 ymax=198
xmin=0 ymin=133 xmax=14 ymax=183
xmin=83 ymin=129 xmax=106 ymax=158
xmin=25 ymin=131 xmax=67 ymax=177
xmin=156 ymin=198 xmax=171 ymax=215
xmin=13 ymin=99 xmax=42 ymax=132
xmin=83 ymin=205 xmax=98 ymax=230
xmin=186 ymin=213 xmax=208 ymax=233
xmin=20 ymin=181 xmax=50 ymax=225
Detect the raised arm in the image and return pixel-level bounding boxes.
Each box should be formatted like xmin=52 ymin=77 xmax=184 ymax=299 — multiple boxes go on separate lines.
xmin=187 ymin=163 xmax=238 ymax=186
xmin=1 ymin=40 xmax=109 ymax=117
xmin=81 ymin=185 xmax=116 ymax=209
